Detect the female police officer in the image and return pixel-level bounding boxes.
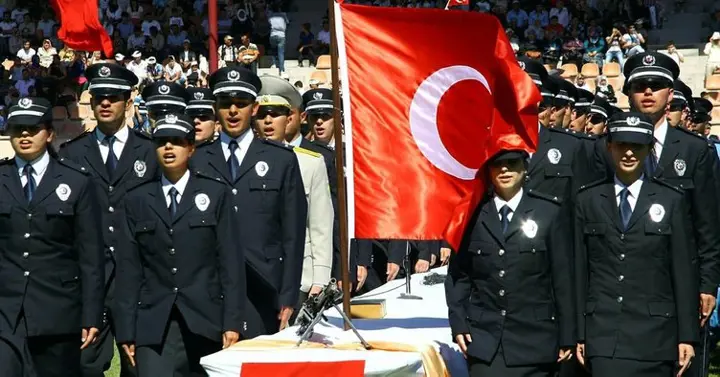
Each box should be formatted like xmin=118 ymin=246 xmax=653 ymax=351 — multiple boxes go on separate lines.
xmin=115 ymin=113 xmax=244 ymax=377
xmin=0 ymin=97 xmax=104 ymax=376
xmin=574 ymin=112 xmax=697 ymax=377
xmin=446 ymin=138 xmax=574 ymax=377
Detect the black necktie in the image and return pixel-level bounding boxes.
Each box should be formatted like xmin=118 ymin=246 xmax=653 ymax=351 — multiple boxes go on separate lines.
xmin=23 ymin=164 xmax=35 ymax=203
xmin=227 ymin=140 xmax=240 ymax=180
xmin=499 ymin=205 xmax=512 ymax=234
xmin=168 ymin=187 xmax=179 ymax=217
xmin=619 ymin=188 xmax=632 ymax=230
xmin=103 ymin=136 xmax=118 ymax=175
xmin=645 ymin=139 xmax=658 ymax=176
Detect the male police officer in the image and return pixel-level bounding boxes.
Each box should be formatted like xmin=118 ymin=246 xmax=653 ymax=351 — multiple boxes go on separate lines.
xmin=688 ymin=97 xmax=713 ymax=137
xmin=185 ymin=87 xmax=219 ymax=145
xmin=60 ymin=62 xmax=158 ymax=377
xmin=568 ymin=88 xmax=595 ymax=133
xmin=667 ymin=80 xmax=693 ymax=128
xmin=253 ymin=87 xmax=334 ymax=310
xmin=191 ymin=67 xmax=306 ymax=337
xmin=142 ymin=81 xmax=189 ymax=123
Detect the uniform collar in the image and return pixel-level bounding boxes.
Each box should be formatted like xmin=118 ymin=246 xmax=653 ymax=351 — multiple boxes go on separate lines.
xmin=288 ymin=134 xmax=303 ymax=147
xmin=161 ymin=170 xmax=190 ymax=198
xmin=96 ymin=125 xmax=129 ymax=144
xmin=220 ymin=128 xmax=254 ymax=151
xmin=493 ymin=187 xmax=523 ymax=213
xmin=614 ymin=174 xmax=644 ymax=198
xmin=15 ymin=150 xmax=50 ymax=177
xmin=653 ymin=118 xmax=668 ymax=146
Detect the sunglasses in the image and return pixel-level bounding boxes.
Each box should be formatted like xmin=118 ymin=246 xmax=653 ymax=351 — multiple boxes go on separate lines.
xmin=630 ymin=81 xmax=671 ymax=93
xmin=588 ymin=114 xmax=606 ymax=124
xmin=256 ymin=107 xmax=290 ymax=119
xmin=153 ymin=137 xmax=190 ymax=147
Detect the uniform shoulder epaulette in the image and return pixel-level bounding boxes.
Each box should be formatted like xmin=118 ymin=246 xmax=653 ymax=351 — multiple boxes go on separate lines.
xmin=262 ymin=138 xmax=294 ymax=152
xmin=60 ymin=130 xmax=92 ymax=147
xmin=130 ymin=128 xmax=152 ymax=140
xmin=676 ymin=126 xmax=707 ymax=141
xmin=651 ymin=177 xmax=684 ymax=194
xmin=57 ymin=157 xmax=90 ymax=175
xmin=293 ymin=146 xmax=322 ymax=158
xmin=193 ymin=170 xmax=225 ymax=183
xmin=309 ymin=140 xmax=334 ymax=153
xmin=577 ymin=178 xmax=609 ymax=193
xmin=0 ymin=157 xmax=12 ymax=165
xmin=195 ymin=139 xmax=214 ymax=149
xmin=526 ymin=189 xmax=561 ymax=204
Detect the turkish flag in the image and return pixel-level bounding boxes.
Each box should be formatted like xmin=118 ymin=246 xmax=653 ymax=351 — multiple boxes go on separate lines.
xmin=50 ymin=0 xmax=113 ymax=58
xmin=240 ymin=360 xmax=365 ymax=377
xmin=337 ymin=4 xmax=540 ymax=249
xmin=445 ymin=0 xmax=470 ymax=7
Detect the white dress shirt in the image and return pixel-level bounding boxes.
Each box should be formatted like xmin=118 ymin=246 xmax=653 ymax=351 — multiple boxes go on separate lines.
xmin=220 ymin=129 xmax=254 ymax=167
xmin=652 ymin=119 xmax=668 ymax=160
xmin=161 ymin=170 xmax=190 ymax=207
xmin=96 ymin=126 xmax=129 ymax=164
xmin=16 ymin=151 xmax=50 ymax=187
xmin=493 ymin=188 xmax=523 ymax=222
xmin=288 ymin=134 xmax=303 ymax=147
xmin=614 ymin=175 xmax=644 ymax=211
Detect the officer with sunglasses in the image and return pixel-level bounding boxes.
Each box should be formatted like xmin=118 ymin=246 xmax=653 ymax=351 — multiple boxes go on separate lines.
xmin=185 ymin=87 xmax=219 ymax=145
xmin=667 ymin=80 xmax=693 ymax=129
xmin=584 ymin=98 xmax=618 ymax=136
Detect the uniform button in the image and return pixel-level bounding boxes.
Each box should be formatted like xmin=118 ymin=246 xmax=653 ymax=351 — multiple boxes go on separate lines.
xmin=109 ymin=185 xmax=114 ymax=192
xmin=617 ymin=296 xmax=623 ymax=303
xmin=499 ymin=289 xmax=505 ymax=297
xmin=108 ymin=226 xmax=114 ymax=233
xmin=24 ymin=271 xmax=29 ymax=277
xmin=531 ymin=248 xmax=536 ymax=253
xmin=109 ymin=246 xmax=115 ymax=252
xmin=171 ymin=268 xmax=177 ymax=274
xmin=173 ymin=287 xmax=178 ymax=293
xmin=23 ymin=233 xmax=30 ymax=239
xmin=619 ymin=253 xmax=625 ymax=261
xmin=500 ymin=310 xmax=507 ymax=316
xmin=499 ymin=270 xmax=505 ymax=278
xmin=618 ymin=275 xmax=624 ymax=282
xmin=108 ymin=206 xmax=114 ymax=213
xmin=233 ymin=206 xmax=238 ymax=212
xmin=169 ymin=248 xmax=175 ymax=255
xmin=499 ymin=249 xmax=505 ymax=256
xmin=26 ymin=213 xmax=31 ymax=219
xmin=232 ymin=188 xmax=238 ymax=195
xmin=22 ymin=252 xmax=29 ymax=258
xmin=169 ymin=228 xmax=174 ymax=235
xmin=620 ymin=234 xmax=625 ymax=240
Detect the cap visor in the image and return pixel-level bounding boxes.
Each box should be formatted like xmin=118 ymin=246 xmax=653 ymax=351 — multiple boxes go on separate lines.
xmin=153 ymin=128 xmax=191 ymax=140
xmin=7 ymin=116 xmax=46 ymax=127
xmin=90 ymin=87 xmax=127 ymax=97
xmin=185 ymin=108 xmax=214 ymax=117
xmin=306 ymin=107 xmax=333 ymax=115
xmin=491 ymin=150 xmax=528 ymax=162
xmin=609 ymin=133 xmax=653 ymax=145
xmin=214 ymin=91 xmax=255 ymax=101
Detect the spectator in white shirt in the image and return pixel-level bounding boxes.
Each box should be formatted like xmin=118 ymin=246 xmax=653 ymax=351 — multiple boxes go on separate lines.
xmin=663 ymin=41 xmax=684 ymax=65
xmin=127 ymin=50 xmax=148 ymax=83
xmin=164 ymin=56 xmax=185 ymax=86
xmin=549 ymin=0 xmax=569 ymax=28
xmin=36 ymin=12 xmax=55 ymax=38
xmin=621 ymin=24 xmax=645 ymax=57
xmin=506 ymin=1 xmax=529 ymax=29
xmin=168 ymin=7 xmax=184 ymax=28
xmin=316 ymin=20 xmax=331 ymax=56
xmin=704 ymin=32 xmax=720 ymax=77
xmin=166 ymin=24 xmax=186 ymax=49
xmin=268 ymin=5 xmax=289 ymax=74
xmin=10 ymin=7 xmax=27 ymax=24
xmin=141 ymin=15 xmax=161 ymax=36
xmin=37 ymin=39 xmax=57 ymax=68
xmin=16 ymin=40 xmax=34 ymax=65
xmin=127 ymin=0 xmax=143 ymax=23
xmin=105 ymin=0 xmax=123 ymax=24
xmin=127 ymin=26 xmax=146 ymax=50
xmin=529 ymin=4 xmax=549 ymax=27
xmin=218 ymin=35 xmax=237 ymax=68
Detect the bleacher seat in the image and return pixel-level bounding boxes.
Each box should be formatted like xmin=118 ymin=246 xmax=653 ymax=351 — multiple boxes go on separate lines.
xmin=309 ymin=70 xmax=329 ymax=85
xmin=79 ymin=91 xmax=91 ymax=104
xmin=581 ymin=63 xmax=599 ymax=78
xmin=560 ymin=64 xmax=578 ymax=78
xmin=83 ymin=119 xmax=97 ymax=132
xmin=706 ymin=74 xmax=720 ymax=91
xmin=616 ymin=93 xmax=630 ymax=110
xmin=712 ymin=106 xmax=720 ymax=125
xmin=706 ymin=92 xmax=720 ymax=106
xmin=52 ymin=106 xmax=68 ymax=120
xmin=316 ymin=55 xmax=331 ymax=70
xmin=78 ymin=105 xmax=91 ymax=119
xmin=584 ymin=81 xmax=596 ymax=93
xmin=607 ymin=77 xmax=624 ymax=91
xmin=602 ymin=62 xmax=621 ymax=77
xmin=67 ymin=103 xmax=81 ymax=120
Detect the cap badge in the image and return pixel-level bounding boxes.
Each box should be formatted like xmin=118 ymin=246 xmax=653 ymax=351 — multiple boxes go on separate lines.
xmin=194 ymin=193 xmax=210 ymax=212
xmin=259 ymin=95 xmax=270 ymax=104
xmin=642 ymin=54 xmax=656 ymax=66
xmin=521 ymin=219 xmax=538 ymax=238
xmin=193 ymin=92 xmax=204 ymax=100
xmin=227 ymin=70 xmax=240 ymax=82
xmin=626 ymin=116 xmax=640 ymax=126
xmin=133 ymin=160 xmax=147 ymax=178
xmin=98 ymin=66 xmax=111 ymax=78
xmin=518 ymin=61 xmax=526 ymax=70
xmin=18 ymin=98 xmax=32 ymax=109
xmin=673 ymin=159 xmax=686 ymax=177
xmin=165 ymin=114 xmax=178 ymax=124
xmin=649 ymin=203 xmax=665 ymax=222
xmin=158 ymin=85 xmax=171 ymax=95
xmin=55 ymin=183 xmax=71 ymax=202
xmin=255 ymin=161 xmax=269 ymax=177
xmin=313 ymin=92 xmax=324 ymax=100
xmin=547 ymin=148 xmax=562 ymax=164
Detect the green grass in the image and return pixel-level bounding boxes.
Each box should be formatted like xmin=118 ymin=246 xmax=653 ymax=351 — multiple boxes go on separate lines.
xmin=103 ymin=347 xmax=120 ymax=377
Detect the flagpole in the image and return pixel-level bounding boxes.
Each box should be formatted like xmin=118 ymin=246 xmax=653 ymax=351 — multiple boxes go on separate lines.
xmin=328 ymin=0 xmax=352 ymax=331
xmin=208 ymin=0 xmax=218 ymax=73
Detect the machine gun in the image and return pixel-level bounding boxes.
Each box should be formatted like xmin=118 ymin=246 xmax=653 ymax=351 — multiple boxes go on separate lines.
xmin=293 ymin=278 xmax=370 ymax=349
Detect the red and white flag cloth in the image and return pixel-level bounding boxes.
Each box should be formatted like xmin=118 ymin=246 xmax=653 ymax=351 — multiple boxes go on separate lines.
xmin=445 ymin=0 xmax=470 ymax=8
xmin=336 ymin=3 xmax=541 ymax=250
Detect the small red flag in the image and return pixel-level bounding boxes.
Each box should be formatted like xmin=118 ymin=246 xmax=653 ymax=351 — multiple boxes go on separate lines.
xmin=337 ymin=4 xmax=540 ymax=250
xmin=445 ymin=0 xmax=470 ymax=7
xmin=50 ymin=0 xmax=113 ymax=58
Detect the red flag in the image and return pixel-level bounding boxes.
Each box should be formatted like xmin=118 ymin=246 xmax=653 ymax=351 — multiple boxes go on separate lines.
xmin=445 ymin=0 xmax=470 ymax=8
xmin=337 ymin=4 xmax=540 ymax=250
xmin=50 ymin=0 xmax=113 ymax=58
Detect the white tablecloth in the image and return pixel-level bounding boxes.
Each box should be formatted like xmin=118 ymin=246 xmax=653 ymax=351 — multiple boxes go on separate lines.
xmin=200 ymin=266 xmax=468 ymax=377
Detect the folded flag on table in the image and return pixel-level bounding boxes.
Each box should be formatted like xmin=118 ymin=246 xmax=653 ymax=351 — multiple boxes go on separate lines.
xmin=337 ymin=3 xmax=540 ymax=250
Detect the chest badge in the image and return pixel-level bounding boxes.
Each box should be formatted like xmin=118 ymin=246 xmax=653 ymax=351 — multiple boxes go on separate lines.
xmin=521 ymin=219 xmax=538 ymax=238
xmin=547 ymin=148 xmax=562 ymax=165
xmin=55 ymin=183 xmax=71 ymax=201
xmin=255 ymin=161 xmax=269 ymax=177
xmin=673 ymin=159 xmax=686 ymax=177
xmin=649 ymin=204 xmax=665 ymax=222
xmin=134 ymin=160 xmax=147 ymax=178
xmin=195 ymin=193 xmax=210 ymax=212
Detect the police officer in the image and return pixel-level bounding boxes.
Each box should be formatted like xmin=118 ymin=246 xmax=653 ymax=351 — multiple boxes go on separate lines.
xmin=191 ymin=67 xmax=306 ymax=337
xmin=59 ymin=62 xmax=158 ymax=377
xmin=0 ymin=98 xmax=104 ymax=376
xmin=446 ymin=146 xmax=574 ymax=377
xmin=688 ymin=97 xmax=712 ymax=137
xmin=667 ymin=79 xmax=693 ymax=128
xmin=620 ymin=52 xmax=720 ymax=330
xmin=584 ymin=98 xmax=616 ymax=136
xmin=575 ymin=112 xmax=697 ymax=377
xmin=252 ymin=87 xmax=334 ymax=312
xmin=143 ymin=81 xmax=189 ymax=123
xmin=303 ymin=88 xmax=337 ymax=148
xmin=185 ymin=87 xmax=219 ymax=145
xmin=115 ymin=114 xmax=244 ymax=377
xmin=552 ymin=77 xmax=577 ymax=129
xmin=568 ymin=88 xmax=595 ymax=133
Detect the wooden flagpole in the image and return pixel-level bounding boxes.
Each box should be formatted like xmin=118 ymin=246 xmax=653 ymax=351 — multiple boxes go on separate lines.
xmin=327 ymin=0 xmax=352 ymax=330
